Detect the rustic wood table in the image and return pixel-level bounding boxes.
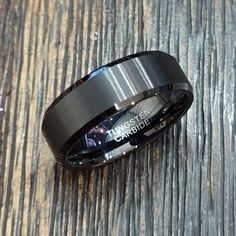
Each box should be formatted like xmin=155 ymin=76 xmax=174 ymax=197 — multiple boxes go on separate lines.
xmin=0 ymin=0 xmax=235 ymax=235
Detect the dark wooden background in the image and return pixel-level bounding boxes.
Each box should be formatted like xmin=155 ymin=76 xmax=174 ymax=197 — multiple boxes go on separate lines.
xmin=0 ymin=0 xmax=235 ymax=235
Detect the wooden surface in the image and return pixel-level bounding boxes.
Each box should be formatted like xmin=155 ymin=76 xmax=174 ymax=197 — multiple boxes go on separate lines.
xmin=0 ymin=0 xmax=236 ymax=235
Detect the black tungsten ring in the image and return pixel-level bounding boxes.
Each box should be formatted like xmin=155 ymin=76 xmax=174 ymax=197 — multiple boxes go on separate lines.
xmin=42 ymin=51 xmax=194 ymax=169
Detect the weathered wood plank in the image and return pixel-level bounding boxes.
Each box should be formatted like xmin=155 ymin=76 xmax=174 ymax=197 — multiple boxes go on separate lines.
xmin=0 ymin=0 xmax=235 ymax=235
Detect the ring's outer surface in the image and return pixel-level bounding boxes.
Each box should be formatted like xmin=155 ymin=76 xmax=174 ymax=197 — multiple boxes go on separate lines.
xmin=42 ymin=51 xmax=193 ymax=169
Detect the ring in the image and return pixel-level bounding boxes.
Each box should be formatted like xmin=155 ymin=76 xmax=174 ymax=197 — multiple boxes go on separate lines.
xmin=42 ymin=51 xmax=194 ymax=169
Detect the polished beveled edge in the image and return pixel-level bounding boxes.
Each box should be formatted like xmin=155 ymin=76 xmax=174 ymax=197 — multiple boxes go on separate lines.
xmin=60 ymin=82 xmax=193 ymax=170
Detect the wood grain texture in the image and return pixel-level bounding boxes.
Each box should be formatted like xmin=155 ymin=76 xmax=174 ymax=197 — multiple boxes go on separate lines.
xmin=0 ymin=0 xmax=236 ymax=235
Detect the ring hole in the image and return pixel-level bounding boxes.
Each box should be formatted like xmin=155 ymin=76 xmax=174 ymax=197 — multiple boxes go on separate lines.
xmin=66 ymin=91 xmax=190 ymax=167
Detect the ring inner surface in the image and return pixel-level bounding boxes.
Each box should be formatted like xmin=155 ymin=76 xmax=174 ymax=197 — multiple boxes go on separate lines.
xmin=66 ymin=91 xmax=189 ymax=166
